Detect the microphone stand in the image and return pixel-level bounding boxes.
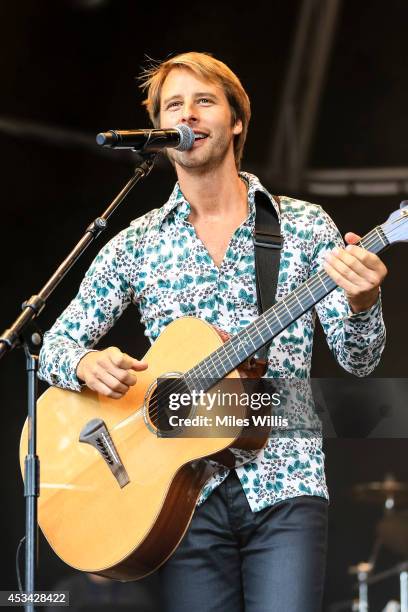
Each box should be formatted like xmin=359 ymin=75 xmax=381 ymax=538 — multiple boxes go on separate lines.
xmin=0 ymin=152 xmax=157 ymax=612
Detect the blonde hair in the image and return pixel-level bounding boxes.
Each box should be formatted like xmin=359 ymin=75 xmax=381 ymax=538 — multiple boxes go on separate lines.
xmin=139 ymin=52 xmax=251 ymax=169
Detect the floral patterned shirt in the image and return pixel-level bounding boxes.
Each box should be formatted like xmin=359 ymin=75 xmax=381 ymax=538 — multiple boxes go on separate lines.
xmin=38 ymin=172 xmax=386 ymax=512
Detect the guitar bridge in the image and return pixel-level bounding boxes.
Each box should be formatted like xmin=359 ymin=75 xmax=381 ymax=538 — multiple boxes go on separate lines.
xmin=79 ymin=418 xmax=130 ymax=488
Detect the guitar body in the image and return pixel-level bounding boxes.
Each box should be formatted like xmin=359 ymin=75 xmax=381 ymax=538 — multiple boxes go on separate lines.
xmin=19 ymin=317 xmax=269 ymax=580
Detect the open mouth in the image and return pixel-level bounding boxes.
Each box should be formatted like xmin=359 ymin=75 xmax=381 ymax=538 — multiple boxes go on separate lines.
xmin=194 ymin=132 xmax=209 ymax=141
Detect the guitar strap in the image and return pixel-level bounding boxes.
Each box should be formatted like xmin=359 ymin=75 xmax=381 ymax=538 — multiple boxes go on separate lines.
xmin=254 ymin=190 xmax=282 ymax=362
xmin=210 ymin=191 xmax=282 ymax=469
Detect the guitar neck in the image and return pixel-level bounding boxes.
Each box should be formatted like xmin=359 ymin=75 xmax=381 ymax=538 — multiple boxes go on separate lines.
xmin=185 ymin=225 xmax=389 ymax=388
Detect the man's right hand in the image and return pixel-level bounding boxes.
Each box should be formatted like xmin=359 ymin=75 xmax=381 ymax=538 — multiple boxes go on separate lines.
xmin=76 ymin=347 xmax=148 ymax=399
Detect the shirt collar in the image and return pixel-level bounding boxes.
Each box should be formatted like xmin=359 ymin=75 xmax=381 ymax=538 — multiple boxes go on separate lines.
xmin=240 ymin=172 xmax=281 ymax=224
xmin=156 ymin=171 xmax=281 ymax=227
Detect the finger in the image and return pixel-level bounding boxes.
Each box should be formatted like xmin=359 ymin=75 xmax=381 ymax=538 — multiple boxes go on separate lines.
xmin=95 ymin=369 xmax=130 ymax=395
xmin=326 ymin=249 xmax=379 ymax=287
xmin=344 ymin=232 xmax=361 ymax=245
xmin=344 ymin=244 xmax=388 ymax=276
xmin=90 ymin=378 xmax=123 ymax=400
xmin=130 ymin=359 xmax=149 ymax=372
xmin=107 ymin=364 xmax=137 ymax=387
xmin=323 ymin=259 xmax=361 ymax=294
xmin=93 ymin=353 xmax=136 ymax=386
xmin=107 ymin=347 xmax=148 ymax=371
xmin=106 ymin=346 xmax=130 ymax=369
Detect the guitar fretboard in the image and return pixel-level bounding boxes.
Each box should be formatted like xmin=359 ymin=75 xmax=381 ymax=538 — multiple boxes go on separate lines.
xmin=184 ymin=225 xmax=388 ymax=389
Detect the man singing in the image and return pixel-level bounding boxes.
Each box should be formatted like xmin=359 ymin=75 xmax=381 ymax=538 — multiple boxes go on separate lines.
xmin=39 ymin=52 xmax=387 ymax=611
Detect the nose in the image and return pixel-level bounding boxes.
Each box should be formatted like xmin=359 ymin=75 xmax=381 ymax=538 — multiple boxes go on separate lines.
xmin=180 ymin=100 xmax=198 ymax=125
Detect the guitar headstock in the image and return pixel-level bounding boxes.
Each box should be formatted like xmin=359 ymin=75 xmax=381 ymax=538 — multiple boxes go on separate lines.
xmin=380 ymin=201 xmax=408 ymax=245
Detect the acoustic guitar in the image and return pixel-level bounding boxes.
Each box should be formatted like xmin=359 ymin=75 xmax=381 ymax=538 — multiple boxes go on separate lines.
xmin=19 ymin=203 xmax=408 ymax=580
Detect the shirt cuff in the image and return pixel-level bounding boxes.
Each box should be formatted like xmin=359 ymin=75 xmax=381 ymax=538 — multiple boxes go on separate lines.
xmin=343 ymin=291 xmax=383 ymax=334
xmin=70 ymin=348 xmax=98 ymax=392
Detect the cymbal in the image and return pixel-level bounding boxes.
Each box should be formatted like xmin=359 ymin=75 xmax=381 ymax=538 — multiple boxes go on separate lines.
xmin=377 ymin=511 xmax=408 ymax=556
xmin=352 ymin=477 xmax=408 ymax=506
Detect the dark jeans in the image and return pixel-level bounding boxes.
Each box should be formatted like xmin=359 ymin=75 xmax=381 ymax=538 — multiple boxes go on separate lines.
xmin=159 ymin=470 xmax=328 ymax=612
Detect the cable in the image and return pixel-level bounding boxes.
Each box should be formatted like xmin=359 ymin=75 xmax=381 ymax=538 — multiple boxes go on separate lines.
xmin=16 ymin=536 xmax=25 ymax=593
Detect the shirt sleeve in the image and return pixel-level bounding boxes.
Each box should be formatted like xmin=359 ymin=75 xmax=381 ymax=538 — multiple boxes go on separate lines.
xmin=310 ymin=205 xmax=386 ymax=376
xmin=38 ymin=226 xmax=136 ymax=391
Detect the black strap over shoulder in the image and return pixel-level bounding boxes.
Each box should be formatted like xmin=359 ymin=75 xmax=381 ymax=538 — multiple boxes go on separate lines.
xmin=254 ymin=191 xmax=282 ymax=361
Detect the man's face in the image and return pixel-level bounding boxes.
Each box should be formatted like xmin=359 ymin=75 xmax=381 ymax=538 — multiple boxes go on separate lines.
xmin=159 ymin=68 xmax=242 ymax=173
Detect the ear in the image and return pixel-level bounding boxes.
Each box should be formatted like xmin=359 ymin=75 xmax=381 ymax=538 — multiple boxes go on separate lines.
xmin=233 ymin=118 xmax=243 ymax=136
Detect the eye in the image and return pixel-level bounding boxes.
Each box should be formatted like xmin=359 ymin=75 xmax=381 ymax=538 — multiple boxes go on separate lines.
xmin=198 ymin=97 xmax=212 ymax=104
xmin=167 ymin=101 xmax=182 ymax=110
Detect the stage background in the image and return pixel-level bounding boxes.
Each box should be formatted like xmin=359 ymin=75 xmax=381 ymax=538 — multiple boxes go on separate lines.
xmin=1 ymin=2 xmax=408 ymax=610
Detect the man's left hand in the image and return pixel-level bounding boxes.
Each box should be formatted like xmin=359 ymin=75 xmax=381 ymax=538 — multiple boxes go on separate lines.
xmin=324 ymin=232 xmax=388 ymax=314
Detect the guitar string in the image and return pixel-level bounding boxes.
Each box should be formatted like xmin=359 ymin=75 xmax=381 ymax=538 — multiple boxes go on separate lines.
xmin=143 ymin=230 xmax=383 ymax=426
xmin=146 ymin=230 xmax=383 ymax=425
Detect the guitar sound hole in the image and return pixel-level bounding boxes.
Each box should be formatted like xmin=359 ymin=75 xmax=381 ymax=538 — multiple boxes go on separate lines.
xmin=147 ymin=378 xmax=193 ymax=436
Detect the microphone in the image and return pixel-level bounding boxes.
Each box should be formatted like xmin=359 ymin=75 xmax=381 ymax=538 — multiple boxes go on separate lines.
xmin=96 ymin=124 xmax=195 ymax=152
